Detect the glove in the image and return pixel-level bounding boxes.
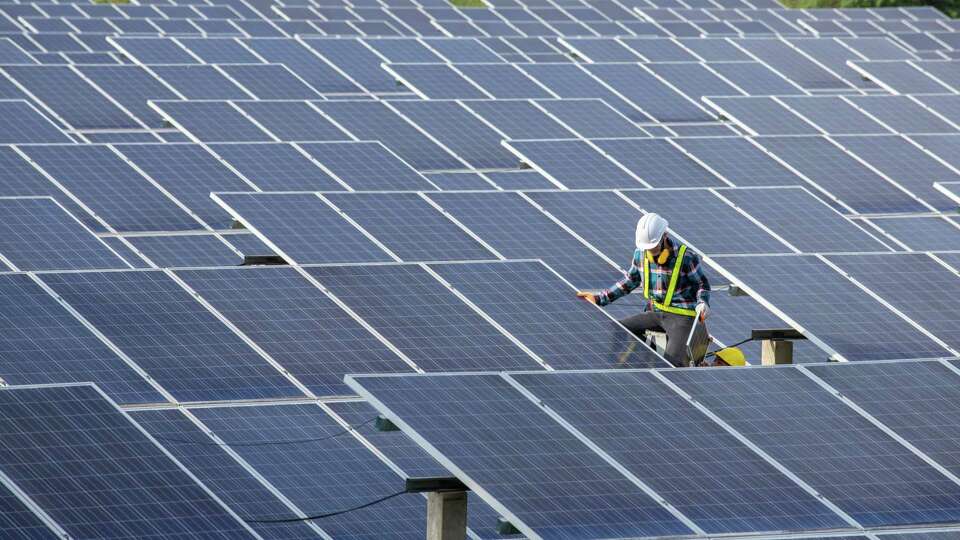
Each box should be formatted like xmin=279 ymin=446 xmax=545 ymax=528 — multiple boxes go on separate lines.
xmin=695 ymin=302 xmax=709 ymax=321
xmin=576 ymin=291 xmax=597 ymax=304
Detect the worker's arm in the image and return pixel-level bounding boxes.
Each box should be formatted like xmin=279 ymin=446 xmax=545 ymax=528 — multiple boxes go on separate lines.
xmin=686 ymin=251 xmax=710 ymax=308
xmin=594 ymin=250 xmax=644 ymax=306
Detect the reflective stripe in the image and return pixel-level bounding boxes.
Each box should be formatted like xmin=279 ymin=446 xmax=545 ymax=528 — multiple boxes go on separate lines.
xmin=644 ymin=244 xmax=697 ymax=317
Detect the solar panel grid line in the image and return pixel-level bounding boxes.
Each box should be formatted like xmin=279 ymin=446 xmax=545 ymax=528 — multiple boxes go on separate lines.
xmin=416 ymin=192 xmax=509 ymax=260
xmin=498 ymin=372 xmax=707 ymax=535
xmin=817 ymin=254 xmax=959 ymax=356
xmin=823 ymin=135 xmax=942 ymax=213
xmin=0 ymin=463 xmax=66 ymax=538
xmin=796 ymin=365 xmax=960 ymax=491
xmin=498 ymin=140 xmax=571 ymax=189
xmin=646 ymin=368 xmax=866 ymax=530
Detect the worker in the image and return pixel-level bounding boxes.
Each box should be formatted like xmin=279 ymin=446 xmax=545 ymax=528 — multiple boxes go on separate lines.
xmin=577 ymin=213 xmax=710 ymax=367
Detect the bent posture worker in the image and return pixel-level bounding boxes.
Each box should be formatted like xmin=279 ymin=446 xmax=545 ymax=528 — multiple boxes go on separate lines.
xmin=577 ymin=213 xmax=710 ymax=367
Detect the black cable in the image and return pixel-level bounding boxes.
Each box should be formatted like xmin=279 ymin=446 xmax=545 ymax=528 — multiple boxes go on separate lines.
xmin=705 ymin=337 xmax=753 ymax=357
xmin=153 ymin=417 xmax=377 ymax=448
xmin=244 ymin=490 xmax=409 ymax=523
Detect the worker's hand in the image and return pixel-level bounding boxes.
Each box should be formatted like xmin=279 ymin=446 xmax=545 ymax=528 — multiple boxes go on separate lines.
xmin=696 ymin=302 xmax=709 ymax=321
xmin=576 ymin=291 xmax=597 ymax=305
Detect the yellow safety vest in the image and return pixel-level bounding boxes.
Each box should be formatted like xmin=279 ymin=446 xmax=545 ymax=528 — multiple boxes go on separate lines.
xmin=643 ymin=244 xmax=697 ymax=317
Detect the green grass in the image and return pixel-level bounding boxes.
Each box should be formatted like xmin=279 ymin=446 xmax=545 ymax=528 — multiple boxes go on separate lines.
xmin=450 ymin=0 xmax=487 ymax=7
xmin=780 ymin=0 xmax=956 ymax=16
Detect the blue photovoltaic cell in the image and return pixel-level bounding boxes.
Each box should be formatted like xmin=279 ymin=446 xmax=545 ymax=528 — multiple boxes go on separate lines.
xmin=3 ymin=65 xmax=140 ymax=129
xmin=505 ymin=139 xmax=639 ymax=189
xmin=41 ymin=270 xmax=304 ymax=402
xmin=462 ymin=99 xmax=575 ymax=140
xmin=527 ymin=190 xmax=638 ymax=261
xmin=585 ymin=63 xmax=711 ymax=122
xmin=713 ymin=255 xmax=948 ymax=360
xmin=307 ymin=264 xmax=543 ymax=372
xmin=833 ymin=135 xmax=960 ymax=211
xmin=313 ymin=101 xmax=463 ymax=171
xmin=427 ymin=38 xmax=504 ymax=62
xmin=22 ymin=144 xmax=204 ymax=232
xmin=536 ymin=99 xmax=649 ymax=138
xmin=176 ymin=37 xmax=260 ymax=63
xmin=298 ymin=142 xmax=437 ymax=191
xmin=126 ymin=235 xmax=243 ymax=268
xmin=242 ymin=39 xmax=363 ymax=94
xmin=753 ymin=136 xmax=929 ymax=214
xmin=719 ymin=187 xmax=891 ymax=252
xmin=917 ymin=95 xmax=960 ymax=126
xmin=514 ymin=370 xmax=849 ymax=533
xmin=665 ymin=366 xmax=960 ymax=527
xmin=596 ymin=139 xmax=726 ymax=188
xmin=808 ymin=360 xmax=960 ymax=481
xmin=100 ymin=238 xmax=152 ymax=269
xmin=424 ymin=172 xmax=493 ymax=190
xmin=846 ymin=95 xmax=959 ymax=134
xmin=214 ymin=192 xmax=393 ymax=265
xmin=457 ymin=64 xmax=554 ymax=99
xmin=520 ymin=63 xmax=650 ymax=122
xmin=190 ymin=403 xmax=428 ymax=539
xmin=152 ymin=101 xmax=274 ymax=143
xmin=0 ymin=481 xmax=54 ymax=539
xmin=176 ymin=266 xmax=411 ymax=396
xmin=431 ymin=261 xmax=665 ymax=369
xmin=111 ymin=37 xmax=201 ymax=64
xmin=231 ymin=101 xmax=350 ymax=142
xmin=0 ymin=38 xmax=37 ymax=64
xmin=76 ymin=65 xmax=180 ymax=128
xmin=827 ymin=253 xmax=960 ymax=350
xmin=914 ymin=61 xmax=960 ymax=93
xmin=646 ymin=62 xmax=743 ymax=102
xmin=0 ymin=197 xmax=130 ymax=271
xmin=222 ymin=234 xmax=275 ymax=259
xmin=0 ymin=273 xmax=161 ymax=404
xmin=350 ymin=373 xmax=693 ymax=540
xmin=678 ymin=38 xmax=754 ymax=61
xmin=364 ymin=39 xmax=443 ymax=63
xmin=218 ymin=64 xmax=322 ymax=100
xmin=790 ymin=39 xmax=876 ymax=89
xmin=709 ymin=62 xmax=804 ymax=95
xmin=305 ymin=38 xmax=399 ymax=94
xmin=388 ymin=64 xmax=488 ymax=99
xmin=0 ymin=384 xmax=255 ymax=539
xmin=129 ymin=408 xmax=322 ymax=540
xmin=733 ymin=38 xmax=851 ymax=89
xmin=559 ymin=38 xmax=641 ymax=62
xmin=869 ymin=216 xmax=960 ymax=251
xmin=0 ymin=101 xmax=69 ymax=143
xmin=147 ymin=66 xmax=249 ymax=100
xmin=115 ymin=143 xmax=253 ymax=229
xmin=706 ymin=97 xmax=820 ymax=136
xmin=911 ymin=134 xmax=960 ymax=171
xmin=324 ymin=193 xmax=496 ymax=262
xmin=674 ymin=137 xmax=805 ymax=187
xmin=483 ymin=170 xmax=556 ymax=189
xmin=207 ymin=143 xmax=344 ymax=192
xmin=388 ymin=100 xmax=514 ymax=169
xmin=777 ymin=96 xmax=891 ymax=135
xmin=622 ymin=189 xmax=790 ymax=254
xmin=851 ymin=60 xmax=952 ymax=93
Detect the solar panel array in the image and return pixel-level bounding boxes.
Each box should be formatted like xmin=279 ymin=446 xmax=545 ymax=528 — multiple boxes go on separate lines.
xmin=1 ymin=0 xmax=960 ymax=537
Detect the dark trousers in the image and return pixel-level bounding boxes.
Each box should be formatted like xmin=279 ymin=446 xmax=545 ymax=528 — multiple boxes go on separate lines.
xmin=620 ymin=311 xmax=707 ymax=367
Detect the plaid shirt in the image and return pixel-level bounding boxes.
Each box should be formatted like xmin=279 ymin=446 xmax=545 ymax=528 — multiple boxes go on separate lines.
xmin=597 ymin=237 xmax=710 ymax=310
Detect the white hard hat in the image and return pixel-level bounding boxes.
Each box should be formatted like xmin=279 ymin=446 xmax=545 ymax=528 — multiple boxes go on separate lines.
xmin=636 ymin=213 xmax=668 ymax=250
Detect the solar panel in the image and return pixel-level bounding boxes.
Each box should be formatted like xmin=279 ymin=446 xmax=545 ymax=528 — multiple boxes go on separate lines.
xmin=129 ymin=408 xmax=324 ymax=540
xmin=732 ymin=38 xmax=852 ymax=89
xmin=213 ymin=192 xmax=394 ymax=265
xmin=426 ymin=38 xmax=505 ymax=62
xmin=851 ymin=60 xmax=953 ymax=93
xmin=222 ymin=233 xmax=275 ymax=259
xmin=834 ymin=134 xmax=960 ymax=211
xmin=526 ymin=190 xmax=639 ymax=262
xmin=672 ymin=137 xmax=802 ymax=187
xmin=0 ymin=384 xmax=257 ymax=539
xmin=596 ymin=139 xmax=726 ymax=188
xmin=297 ymin=141 xmax=436 ymax=191
xmin=109 ymin=37 xmax=201 ymax=64
xmin=504 ymin=139 xmax=638 ymax=189
xmin=0 ymin=100 xmax=69 ymax=143
xmin=911 ymin=60 xmax=960 ymax=92
xmin=712 ymin=254 xmax=948 ymax=360
xmin=42 ymin=270 xmax=304 ymax=402
xmin=147 ymin=65 xmax=250 ymax=100
xmin=230 ymin=101 xmax=351 ymax=142
xmin=125 ymin=234 xmax=243 ymax=268
xmin=307 ymin=264 xmax=543 ymax=371
xmin=584 ymin=63 xmax=710 ymax=122
xmin=306 ymin=38 xmax=401 ymax=94
xmin=384 ymin=63 xmax=488 ymax=99
xmin=520 ymin=63 xmax=651 ymax=122
xmin=826 ymin=253 xmax=960 ymax=350
xmin=535 ymin=98 xmax=650 ymax=138
xmin=456 ymin=63 xmax=555 ymax=99
xmin=775 ymin=96 xmax=889 ymax=135
xmin=709 ymin=61 xmax=806 ymax=95
xmin=0 ymin=480 xmax=54 ymax=538
xmin=647 ymin=62 xmax=744 ymax=102
xmin=22 ymin=144 xmax=204 ymax=232
xmin=911 ymin=135 xmax=960 ymax=170
xmin=704 ymin=97 xmax=820 ymax=136
xmin=217 ymin=64 xmax=322 ymax=100
xmin=114 ymin=143 xmax=254 ymax=229
xmin=789 ymin=38 xmax=876 ymax=88
xmin=678 ymin=37 xmax=754 ymax=61
xmin=752 ymin=136 xmax=929 ymax=214
xmin=422 ymin=172 xmax=494 ymax=190
xmin=620 ymin=38 xmax=700 ymax=61
xmin=2 ymin=65 xmax=140 ymax=129
xmin=483 ymin=170 xmax=557 ymax=189
xmin=203 ymin=142 xmax=340 ymax=192
xmin=846 ymin=95 xmax=959 ymax=134
xmin=867 ymin=216 xmax=960 ymax=251
xmin=176 ymin=37 xmax=260 ymax=63
xmin=151 ymin=101 xmax=275 ymax=143
xmin=312 ymin=101 xmax=463 ymax=171
xmin=242 ymin=39 xmax=363 ymax=94
xmin=176 ymin=266 xmax=411 ymax=396
xmin=512 ymin=370 xmax=850 ymax=533
xmin=461 ymin=99 xmax=573 ymax=140
xmin=364 ymin=38 xmax=443 ymax=62
xmin=916 ymin=95 xmax=960 ymax=126
xmin=558 ymin=37 xmax=642 ymax=61
xmin=190 ymin=403 xmax=428 ymax=539
xmin=664 ymin=366 xmax=960 ymax=527
xmin=347 ymin=373 xmax=694 ymax=539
